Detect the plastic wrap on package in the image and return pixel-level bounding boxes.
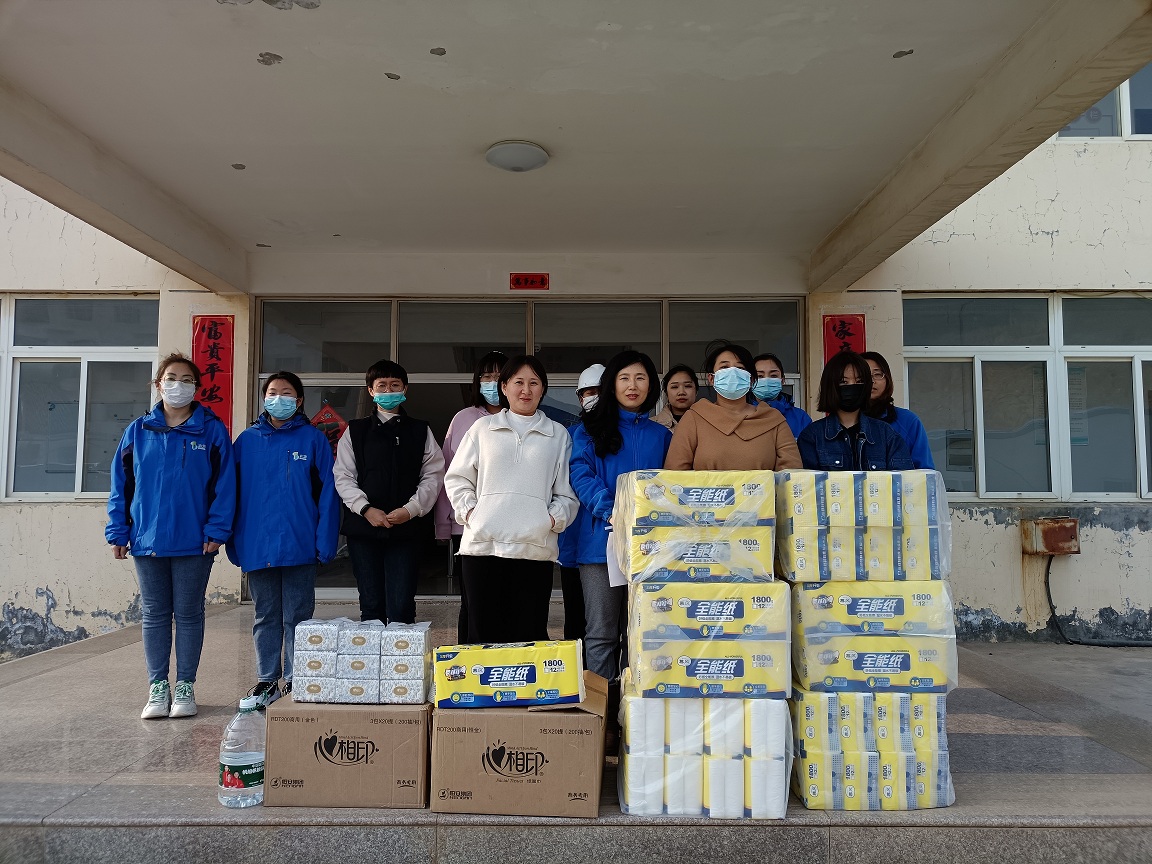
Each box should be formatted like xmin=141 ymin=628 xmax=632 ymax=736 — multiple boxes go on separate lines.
xmin=791 ymin=688 xmax=932 ymax=756
xmin=380 ymin=678 xmax=426 ymax=704
xmin=292 ymin=677 xmax=335 ymax=703
xmin=380 ymin=655 xmax=428 ymax=679
xmin=381 ymin=621 xmax=431 ymax=656
xmin=793 ymin=633 xmax=957 ymax=693
xmin=792 ymin=581 xmax=955 ymax=637
xmin=336 ymin=653 xmax=381 ymax=679
xmin=332 ymin=678 xmax=380 ymax=704
xmin=432 ymin=641 xmax=584 ymax=707
xmin=293 ymin=618 xmax=348 ymax=654
xmin=792 ymin=748 xmax=954 ymax=810
xmin=293 ymin=650 xmax=336 ymax=679
xmin=337 ymin=620 xmax=386 ymax=654
xmin=630 ymin=581 xmax=789 ymax=641
xmin=630 ymin=638 xmax=790 ymax=699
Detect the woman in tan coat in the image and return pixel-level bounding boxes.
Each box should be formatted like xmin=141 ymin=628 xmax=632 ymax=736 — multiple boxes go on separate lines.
xmin=664 ymin=342 xmax=802 ymax=471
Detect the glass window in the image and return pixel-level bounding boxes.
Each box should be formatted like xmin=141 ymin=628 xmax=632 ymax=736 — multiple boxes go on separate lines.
xmin=903 ymin=298 xmax=1048 ymax=347
xmin=1058 ymin=89 xmax=1121 ymax=137
xmin=1128 ymin=62 xmax=1152 ymax=135
xmin=1144 ymin=362 xmax=1152 ymax=494
xmin=1063 ymin=298 xmax=1152 ymax=346
xmin=13 ymin=362 xmax=81 ymax=492
xmin=1066 ymin=362 xmax=1136 ymax=493
xmin=908 ymin=361 xmax=976 ymax=493
xmin=397 ymin=381 xmax=474 ymax=444
xmin=82 ymin=362 xmax=152 ymax=493
xmin=398 ymin=303 xmax=525 ymax=374
xmin=981 ymin=361 xmax=1051 ymax=494
xmin=534 ymin=303 xmax=660 ymax=373
xmin=669 ymin=301 xmax=799 ymax=372
xmin=262 ymin=302 xmax=390 ymax=374
xmin=13 ymin=298 xmax=158 ymax=347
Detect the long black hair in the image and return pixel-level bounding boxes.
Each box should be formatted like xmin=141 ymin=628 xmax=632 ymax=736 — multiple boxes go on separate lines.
xmin=582 ymin=350 xmax=661 ymax=457
xmin=860 ymin=351 xmax=894 ymax=419
xmin=468 ymin=351 xmax=508 ymax=409
xmin=816 ymin=351 xmax=872 ymax=415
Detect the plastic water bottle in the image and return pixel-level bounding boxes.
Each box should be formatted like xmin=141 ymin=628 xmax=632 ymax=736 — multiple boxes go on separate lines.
xmin=218 ymin=695 xmax=266 ymax=808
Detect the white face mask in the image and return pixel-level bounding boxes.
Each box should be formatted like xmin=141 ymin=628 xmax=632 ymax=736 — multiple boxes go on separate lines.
xmin=581 ymin=394 xmax=599 ymax=411
xmin=160 ymin=380 xmax=197 ymax=409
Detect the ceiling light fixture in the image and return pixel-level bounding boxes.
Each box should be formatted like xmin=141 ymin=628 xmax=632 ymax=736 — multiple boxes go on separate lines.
xmin=484 ymin=140 xmax=550 ymax=173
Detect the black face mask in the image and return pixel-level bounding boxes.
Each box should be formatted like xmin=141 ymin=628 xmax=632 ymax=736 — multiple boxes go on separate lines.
xmin=838 ymin=383 xmax=867 ymax=413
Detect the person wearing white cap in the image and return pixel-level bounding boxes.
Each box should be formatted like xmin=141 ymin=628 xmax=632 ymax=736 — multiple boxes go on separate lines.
xmin=576 ymin=363 xmax=605 ymax=413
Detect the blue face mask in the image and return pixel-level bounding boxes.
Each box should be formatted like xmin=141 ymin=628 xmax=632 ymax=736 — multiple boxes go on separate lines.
xmin=373 ymin=392 xmax=407 ymax=411
xmin=752 ymin=378 xmax=783 ymax=402
xmin=712 ymin=367 xmax=751 ymax=400
xmin=264 ymin=395 xmax=299 ymax=420
xmin=479 ymin=381 xmax=501 ymax=406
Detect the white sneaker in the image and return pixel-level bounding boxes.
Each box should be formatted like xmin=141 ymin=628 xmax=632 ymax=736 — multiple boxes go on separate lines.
xmin=169 ymin=680 xmax=198 ymax=718
xmin=249 ymin=680 xmax=281 ymax=708
xmin=140 ymin=680 xmax=171 ymax=719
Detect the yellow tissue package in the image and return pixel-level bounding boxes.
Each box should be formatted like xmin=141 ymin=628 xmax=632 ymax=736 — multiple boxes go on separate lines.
xmin=790 ymin=689 xmax=839 ymax=754
xmin=776 ymin=470 xmax=948 ymax=529
xmin=626 ymin=525 xmax=775 ymax=582
xmin=631 ymin=638 xmax=790 ymax=699
xmin=776 ymin=527 xmax=865 ymax=582
xmin=914 ymin=751 xmax=956 ymax=809
xmin=617 ymin=470 xmax=776 ymax=529
xmin=792 ymin=581 xmax=955 ymax=637
xmin=793 ymin=633 xmax=957 ymax=693
xmin=878 ymin=751 xmax=915 ymax=810
xmin=910 ymin=693 xmax=949 ymax=752
xmin=631 ymin=581 xmax=790 ymax=641
xmin=873 ymin=693 xmax=914 ymax=753
xmin=432 ymin=641 xmax=584 ymax=708
xmin=792 ymin=751 xmax=879 ymax=810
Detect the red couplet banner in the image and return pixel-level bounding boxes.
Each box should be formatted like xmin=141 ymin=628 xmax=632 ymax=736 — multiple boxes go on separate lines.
xmin=191 ymin=315 xmax=235 ymax=437
xmin=822 ymin=314 xmax=867 ymax=364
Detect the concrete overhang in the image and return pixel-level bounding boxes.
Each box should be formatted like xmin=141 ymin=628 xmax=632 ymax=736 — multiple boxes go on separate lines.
xmin=0 ymin=0 xmax=1149 ymax=296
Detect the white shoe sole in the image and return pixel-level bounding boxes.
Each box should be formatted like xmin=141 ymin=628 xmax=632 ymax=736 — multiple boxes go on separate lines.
xmin=169 ymin=702 xmax=198 ymax=718
xmin=140 ymin=703 xmax=170 ymax=720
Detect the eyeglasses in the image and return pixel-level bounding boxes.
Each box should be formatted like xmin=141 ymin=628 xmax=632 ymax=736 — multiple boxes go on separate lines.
xmin=870 ymin=371 xmax=886 ymax=381
xmin=161 ymin=375 xmax=196 ymax=384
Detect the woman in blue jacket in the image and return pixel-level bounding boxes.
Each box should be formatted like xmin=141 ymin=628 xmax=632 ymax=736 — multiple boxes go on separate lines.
xmin=752 ymin=352 xmax=812 ymax=438
xmin=797 ymin=351 xmax=915 ymax=472
xmin=569 ymin=351 xmax=671 ymax=682
xmin=229 ymin=371 xmax=340 ymax=707
xmin=107 ymin=353 xmax=236 ymax=720
xmin=861 ymin=351 xmax=936 ymax=470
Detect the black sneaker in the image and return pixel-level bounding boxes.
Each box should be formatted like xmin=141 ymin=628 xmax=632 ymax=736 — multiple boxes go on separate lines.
xmin=249 ymin=680 xmax=281 ymax=708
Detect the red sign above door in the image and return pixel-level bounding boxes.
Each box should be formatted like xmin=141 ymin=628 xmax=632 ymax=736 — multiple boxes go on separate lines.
xmin=510 ymin=273 xmax=550 ymax=290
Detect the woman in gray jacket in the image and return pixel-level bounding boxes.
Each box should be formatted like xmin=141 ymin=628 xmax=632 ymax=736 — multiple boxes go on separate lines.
xmin=444 ymin=355 xmax=579 ymax=643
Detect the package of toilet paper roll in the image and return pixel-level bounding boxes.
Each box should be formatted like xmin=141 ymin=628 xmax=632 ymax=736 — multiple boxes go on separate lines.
xmin=432 ymin=640 xmax=584 ymax=707
xmin=792 ymin=581 xmax=955 ymax=637
xmin=776 ymin=470 xmax=947 ymax=528
xmin=777 ymin=526 xmax=950 ymax=582
xmin=630 ymin=581 xmax=790 ymax=641
xmin=623 ymin=525 xmax=776 ymax=582
xmin=616 ymin=470 xmax=776 ymax=529
xmin=793 ymin=633 xmax=957 ymax=693
xmin=618 ymin=687 xmax=793 ymax=819
xmin=630 ymin=638 xmax=791 ymax=698
xmin=791 ymin=688 xmax=927 ymax=755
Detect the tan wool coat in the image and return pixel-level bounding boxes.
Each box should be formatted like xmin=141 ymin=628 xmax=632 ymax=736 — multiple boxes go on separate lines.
xmin=663 ymin=399 xmax=802 ymax=471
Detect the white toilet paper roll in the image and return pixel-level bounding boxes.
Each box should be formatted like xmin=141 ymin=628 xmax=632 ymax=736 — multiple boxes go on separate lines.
xmin=666 ymin=700 xmax=705 ymax=755
xmin=705 ymin=700 xmax=745 ymax=758
xmin=622 ymin=753 xmax=664 ymax=816
xmin=665 ymin=754 xmax=704 ymax=815
xmin=745 ymin=699 xmax=790 ymax=759
xmin=705 ymin=756 xmax=745 ymax=819
xmin=745 ymin=757 xmax=788 ymax=819
xmin=623 ymin=696 xmax=665 ymax=757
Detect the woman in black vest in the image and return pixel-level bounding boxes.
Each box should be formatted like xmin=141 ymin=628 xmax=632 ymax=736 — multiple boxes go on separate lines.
xmin=333 ymin=359 xmax=445 ymax=623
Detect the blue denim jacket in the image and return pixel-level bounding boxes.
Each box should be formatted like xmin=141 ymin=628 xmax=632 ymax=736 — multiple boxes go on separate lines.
xmin=797 ymin=414 xmax=915 ymax=472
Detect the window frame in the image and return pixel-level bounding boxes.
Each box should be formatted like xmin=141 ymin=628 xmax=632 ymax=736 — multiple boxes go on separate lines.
xmin=1 ymin=294 xmax=158 ymax=502
xmin=905 ymin=293 xmax=1152 ymax=503
xmin=1057 ymin=75 xmax=1152 ymax=141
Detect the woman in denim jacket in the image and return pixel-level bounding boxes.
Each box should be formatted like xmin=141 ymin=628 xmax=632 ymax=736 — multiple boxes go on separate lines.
xmin=797 ymin=351 xmax=914 ymax=471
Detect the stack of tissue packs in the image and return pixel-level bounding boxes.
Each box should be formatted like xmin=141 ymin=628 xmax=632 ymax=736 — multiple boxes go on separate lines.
xmin=614 ymin=470 xmax=792 ymax=820
xmin=774 ymin=470 xmax=951 ymax=581
xmin=614 ymin=470 xmax=776 ymax=582
xmin=293 ymin=619 xmax=430 ymax=704
xmin=431 ymin=641 xmax=585 ymax=708
xmin=621 ymin=688 xmax=791 ymax=818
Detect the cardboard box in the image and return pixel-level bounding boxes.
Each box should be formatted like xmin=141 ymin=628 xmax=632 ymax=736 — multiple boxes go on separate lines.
xmin=430 ymin=671 xmax=607 ymax=818
xmin=264 ymin=700 xmax=431 ymax=808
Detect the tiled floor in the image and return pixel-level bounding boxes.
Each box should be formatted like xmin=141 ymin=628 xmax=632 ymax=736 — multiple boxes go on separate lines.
xmin=2 ymin=601 xmax=1152 ymax=862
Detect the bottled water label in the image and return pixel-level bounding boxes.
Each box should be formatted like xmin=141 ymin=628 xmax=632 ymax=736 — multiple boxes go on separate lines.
xmin=219 ymin=753 xmax=264 ymax=790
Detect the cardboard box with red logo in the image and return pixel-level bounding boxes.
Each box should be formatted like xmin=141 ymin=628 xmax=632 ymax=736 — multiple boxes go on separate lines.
xmin=263 ymin=700 xmax=431 ymax=808
xmin=430 ymin=671 xmax=608 ymax=818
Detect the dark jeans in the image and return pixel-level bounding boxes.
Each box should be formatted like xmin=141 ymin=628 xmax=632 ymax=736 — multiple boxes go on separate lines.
xmin=560 ymin=565 xmax=586 ymax=642
xmin=247 ymin=563 xmax=316 ymax=682
xmin=459 ymin=555 xmax=552 ymax=643
xmin=449 ymin=535 xmax=468 ymax=644
xmin=133 ymin=553 xmax=215 ymax=683
xmin=346 ymin=536 xmax=420 ymax=624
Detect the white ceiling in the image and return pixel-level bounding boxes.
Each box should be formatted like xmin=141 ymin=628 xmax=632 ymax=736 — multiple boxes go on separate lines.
xmin=0 ymin=0 xmax=1068 ymax=263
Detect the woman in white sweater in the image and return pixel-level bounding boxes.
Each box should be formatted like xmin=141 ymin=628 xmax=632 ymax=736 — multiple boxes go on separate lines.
xmin=444 ymin=355 xmax=579 ymax=642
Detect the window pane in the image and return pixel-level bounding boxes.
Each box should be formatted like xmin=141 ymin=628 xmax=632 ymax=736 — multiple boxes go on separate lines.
xmin=1063 ymin=298 xmax=1152 ymax=345
xmin=1067 ymin=362 xmax=1136 ymax=493
xmin=903 ymin=298 xmax=1048 ymax=347
xmin=534 ymin=303 xmax=660 ymax=373
xmin=668 ymin=301 xmax=799 ymax=373
xmin=13 ymin=362 xmax=80 ymax=492
xmin=398 ymin=302 xmax=524 ymax=373
xmin=262 ymin=302 xmax=390 ymax=374
xmin=908 ymin=361 xmax=975 ymax=493
xmin=1128 ymin=62 xmax=1152 ymax=135
xmin=1144 ymin=362 xmax=1152 ymax=494
xmin=13 ymin=299 xmax=158 ymax=347
xmin=981 ymin=361 xmax=1051 ymax=493
xmin=82 ymin=362 xmax=153 ymax=493
xmin=1057 ymin=88 xmax=1121 ymax=137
